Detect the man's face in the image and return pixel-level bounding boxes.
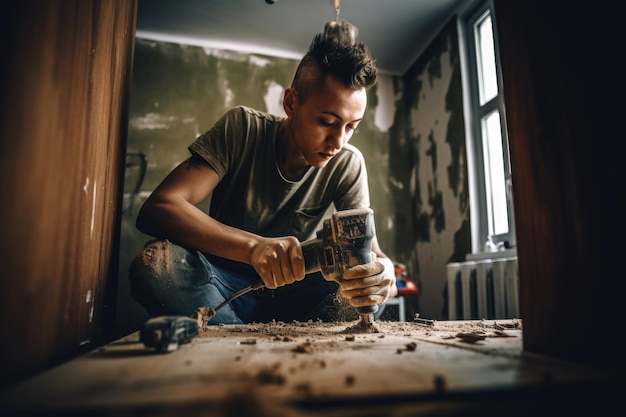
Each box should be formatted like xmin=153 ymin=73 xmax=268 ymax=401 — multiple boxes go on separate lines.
xmin=289 ymin=75 xmax=367 ymax=168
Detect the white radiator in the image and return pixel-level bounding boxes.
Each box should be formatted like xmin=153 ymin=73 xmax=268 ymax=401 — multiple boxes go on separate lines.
xmin=446 ymin=257 xmax=519 ymax=320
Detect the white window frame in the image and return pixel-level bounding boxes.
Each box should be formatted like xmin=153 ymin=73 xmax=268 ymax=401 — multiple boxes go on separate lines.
xmin=458 ymin=0 xmax=516 ymax=256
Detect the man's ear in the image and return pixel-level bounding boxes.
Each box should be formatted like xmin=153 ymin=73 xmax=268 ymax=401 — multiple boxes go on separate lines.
xmin=283 ymin=88 xmax=297 ymax=115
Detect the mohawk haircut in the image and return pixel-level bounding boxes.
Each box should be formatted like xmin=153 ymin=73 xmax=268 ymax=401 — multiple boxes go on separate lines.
xmin=291 ymin=32 xmax=378 ymax=102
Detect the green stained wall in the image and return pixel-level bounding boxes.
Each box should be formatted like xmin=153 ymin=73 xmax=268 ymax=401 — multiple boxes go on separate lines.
xmin=391 ymin=20 xmax=470 ymax=319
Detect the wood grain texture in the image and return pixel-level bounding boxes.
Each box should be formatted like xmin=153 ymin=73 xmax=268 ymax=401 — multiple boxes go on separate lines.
xmin=494 ymin=0 xmax=618 ymax=368
xmin=0 ymin=0 xmax=137 ymax=388
xmin=0 ymin=321 xmax=617 ymax=416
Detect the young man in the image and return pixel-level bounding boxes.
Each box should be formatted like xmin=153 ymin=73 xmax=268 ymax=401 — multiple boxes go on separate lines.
xmin=129 ymin=28 xmax=397 ymax=324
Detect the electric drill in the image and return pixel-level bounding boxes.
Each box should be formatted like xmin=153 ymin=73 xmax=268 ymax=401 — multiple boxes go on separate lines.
xmin=195 ymin=208 xmax=379 ymax=326
xmin=300 ymin=207 xmax=378 ymax=323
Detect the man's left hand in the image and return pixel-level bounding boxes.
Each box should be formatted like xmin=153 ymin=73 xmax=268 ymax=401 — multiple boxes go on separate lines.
xmin=339 ymin=256 xmax=398 ymax=308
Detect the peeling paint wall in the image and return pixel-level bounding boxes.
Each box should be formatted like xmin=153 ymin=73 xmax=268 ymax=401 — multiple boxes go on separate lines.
xmin=391 ymin=20 xmax=470 ymax=320
xmin=117 ymin=39 xmax=397 ymax=336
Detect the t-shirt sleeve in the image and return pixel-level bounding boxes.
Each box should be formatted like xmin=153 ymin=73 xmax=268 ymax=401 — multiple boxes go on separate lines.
xmin=188 ymin=107 xmax=247 ymax=179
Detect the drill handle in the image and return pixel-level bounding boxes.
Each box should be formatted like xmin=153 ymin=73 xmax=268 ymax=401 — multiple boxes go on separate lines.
xmin=301 ymin=238 xmax=322 ymax=274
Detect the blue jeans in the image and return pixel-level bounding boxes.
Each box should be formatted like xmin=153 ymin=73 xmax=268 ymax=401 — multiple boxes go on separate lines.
xmin=129 ymin=240 xmax=345 ymax=324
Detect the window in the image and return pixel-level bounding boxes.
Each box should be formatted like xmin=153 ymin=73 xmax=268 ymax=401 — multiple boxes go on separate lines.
xmin=459 ymin=0 xmax=515 ymax=254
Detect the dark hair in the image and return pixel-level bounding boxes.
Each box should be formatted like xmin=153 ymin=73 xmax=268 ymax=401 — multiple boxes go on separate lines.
xmin=291 ymin=29 xmax=378 ymax=101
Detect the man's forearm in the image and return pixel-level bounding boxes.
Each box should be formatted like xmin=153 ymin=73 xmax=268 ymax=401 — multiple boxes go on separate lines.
xmin=136 ymin=198 xmax=260 ymax=265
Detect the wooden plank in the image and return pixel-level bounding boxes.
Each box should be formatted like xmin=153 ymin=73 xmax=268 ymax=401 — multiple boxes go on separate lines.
xmin=0 ymin=0 xmax=137 ymax=388
xmin=0 ymin=320 xmax=614 ymax=416
xmin=493 ymin=0 xmax=621 ymax=369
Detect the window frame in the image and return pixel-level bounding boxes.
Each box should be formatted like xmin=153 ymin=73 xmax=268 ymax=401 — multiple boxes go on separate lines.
xmin=458 ymin=0 xmax=516 ymax=255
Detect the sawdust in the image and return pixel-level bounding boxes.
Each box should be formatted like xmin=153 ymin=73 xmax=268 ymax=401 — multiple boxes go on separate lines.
xmin=139 ymin=239 xmax=172 ymax=272
xmin=330 ymin=293 xmax=361 ymax=321
xmin=197 ymin=318 xmax=522 ymax=342
xmin=188 ymin=319 xmax=523 ymax=404
xmin=342 ymin=319 xmax=380 ymax=334
xmin=194 ymin=318 xmax=524 ymax=367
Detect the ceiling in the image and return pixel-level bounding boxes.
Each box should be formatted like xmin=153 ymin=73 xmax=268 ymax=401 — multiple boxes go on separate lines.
xmin=135 ymin=0 xmax=463 ymax=75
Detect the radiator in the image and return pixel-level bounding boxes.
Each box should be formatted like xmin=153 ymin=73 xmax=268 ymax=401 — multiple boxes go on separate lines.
xmin=446 ymin=257 xmax=519 ymax=320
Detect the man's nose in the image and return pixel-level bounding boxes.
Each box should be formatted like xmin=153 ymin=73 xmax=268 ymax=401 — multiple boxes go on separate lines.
xmin=328 ymin=127 xmax=346 ymax=150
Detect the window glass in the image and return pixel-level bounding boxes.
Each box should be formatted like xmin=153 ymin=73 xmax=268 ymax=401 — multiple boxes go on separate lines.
xmin=481 ymin=110 xmax=508 ymax=236
xmin=475 ymin=13 xmax=498 ymax=105
xmin=461 ymin=1 xmax=516 ymax=252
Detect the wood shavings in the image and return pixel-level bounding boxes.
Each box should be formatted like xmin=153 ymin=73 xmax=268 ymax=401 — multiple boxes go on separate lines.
xmin=493 ymin=330 xmax=515 ymax=338
xmin=494 ymin=319 xmax=522 ymax=330
xmin=456 ymin=333 xmax=487 ymax=344
xmin=397 ymin=341 xmax=418 ymax=354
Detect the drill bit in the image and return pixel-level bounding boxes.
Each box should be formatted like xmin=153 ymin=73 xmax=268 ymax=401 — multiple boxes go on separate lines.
xmin=360 ymin=313 xmax=374 ymax=324
xmin=357 ymin=304 xmax=378 ymax=326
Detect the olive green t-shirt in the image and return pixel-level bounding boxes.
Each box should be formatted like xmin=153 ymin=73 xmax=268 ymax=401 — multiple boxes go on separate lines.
xmin=188 ymin=106 xmax=370 ymax=242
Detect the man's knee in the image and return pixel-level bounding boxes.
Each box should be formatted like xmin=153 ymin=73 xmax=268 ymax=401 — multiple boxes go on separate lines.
xmin=129 ymin=240 xmax=215 ymax=316
xmin=129 ymin=239 xmax=187 ymax=316
xmin=130 ymin=239 xmax=175 ymax=279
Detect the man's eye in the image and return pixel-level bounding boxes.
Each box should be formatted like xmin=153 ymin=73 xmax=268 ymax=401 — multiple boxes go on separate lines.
xmin=320 ymin=120 xmax=334 ymax=126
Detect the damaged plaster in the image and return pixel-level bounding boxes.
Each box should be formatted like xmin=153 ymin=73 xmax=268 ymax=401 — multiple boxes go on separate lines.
xmin=393 ymin=21 xmax=470 ymax=319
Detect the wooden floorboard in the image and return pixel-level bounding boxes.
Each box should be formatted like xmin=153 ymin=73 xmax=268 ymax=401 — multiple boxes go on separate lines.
xmin=0 ymin=320 xmax=620 ymax=416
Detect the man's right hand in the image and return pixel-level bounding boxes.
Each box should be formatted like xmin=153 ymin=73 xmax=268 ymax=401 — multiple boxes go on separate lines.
xmin=249 ymin=237 xmax=306 ymax=289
